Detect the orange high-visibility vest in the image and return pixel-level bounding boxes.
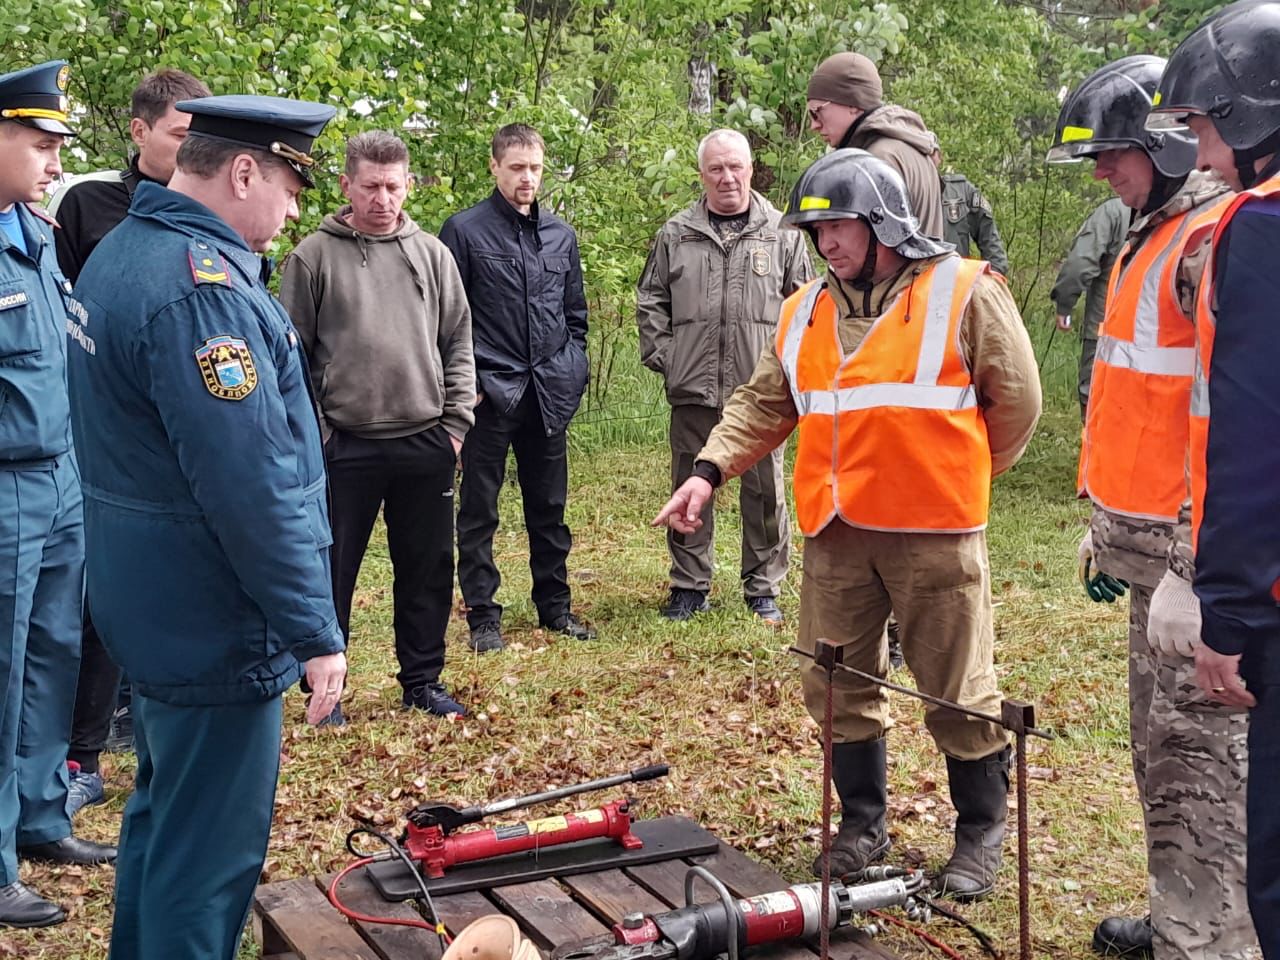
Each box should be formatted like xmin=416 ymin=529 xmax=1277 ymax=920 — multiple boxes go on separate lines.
xmin=774 ymin=255 xmax=991 ymax=537
xmin=1078 ymin=194 xmax=1231 ymax=522
xmin=1190 ymin=175 xmax=1280 ymax=549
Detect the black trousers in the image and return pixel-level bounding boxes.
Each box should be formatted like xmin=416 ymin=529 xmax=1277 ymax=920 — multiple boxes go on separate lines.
xmin=457 ymin=390 xmax=572 ymax=628
xmin=327 ymin=426 xmax=456 ymax=691
xmin=68 ymin=607 xmax=122 ymax=774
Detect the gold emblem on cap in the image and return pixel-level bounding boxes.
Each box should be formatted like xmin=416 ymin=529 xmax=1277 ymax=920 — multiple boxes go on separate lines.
xmin=270 ymin=141 xmax=315 ymax=169
xmin=56 ymin=65 xmax=69 ymax=92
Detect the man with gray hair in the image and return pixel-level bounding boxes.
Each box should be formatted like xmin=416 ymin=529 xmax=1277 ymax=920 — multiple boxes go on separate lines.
xmin=281 ymin=130 xmax=475 ymax=718
xmin=637 ymin=129 xmax=812 ymax=622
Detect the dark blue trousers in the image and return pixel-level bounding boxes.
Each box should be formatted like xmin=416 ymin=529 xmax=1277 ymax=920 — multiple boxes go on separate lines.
xmin=1247 ymin=681 xmax=1280 ymax=957
xmin=108 ymin=695 xmax=282 ymax=960
xmin=0 ymin=455 xmax=83 ymax=885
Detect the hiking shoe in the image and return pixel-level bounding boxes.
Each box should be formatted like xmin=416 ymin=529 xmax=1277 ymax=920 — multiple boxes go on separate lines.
xmin=745 ymin=595 xmax=784 ymax=625
xmin=468 ymin=622 xmax=504 ymax=653
xmin=543 ymin=612 xmax=597 ymax=640
xmin=65 ymin=763 xmax=104 ymax=817
xmin=662 ymin=588 xmax=710 ymax=621
xmin=104 ymin=705 xmax=134 ymax=753
xmin=1092 ymin=916 xmax=1153 ymax=958
xmin=403 ymin=683 xmax=466 ymax=717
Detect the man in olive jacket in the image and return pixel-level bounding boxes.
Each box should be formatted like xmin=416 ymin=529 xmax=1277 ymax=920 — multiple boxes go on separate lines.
xmin=637 ymin=129 xmax=813 ymax=623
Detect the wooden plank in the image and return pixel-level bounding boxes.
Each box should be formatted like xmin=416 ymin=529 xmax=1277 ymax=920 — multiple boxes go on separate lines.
xmin=559 ymin=869 xmax=669 ymax=923
xmin=262 ymin=954 xmax=300 ymax=960
xmin=254 ymin=878 xmax=381 ymax=960
xmin=624 ymin=857 xmax=720 ymax=907
xmin=434 ymin=889 xmax=511 ymax=938
xmin=488 ymin=879 xmax=609 ymax=950
xmin=317 ymin=872 xmax=444 ymax=960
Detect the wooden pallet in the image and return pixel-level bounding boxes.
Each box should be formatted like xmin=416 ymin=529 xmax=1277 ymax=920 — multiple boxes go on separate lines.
xmin=253 ymin=833 xmax=901 ymax=960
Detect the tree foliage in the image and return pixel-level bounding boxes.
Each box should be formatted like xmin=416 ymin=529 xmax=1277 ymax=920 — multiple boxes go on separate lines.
xmin=1 ymin=0 xmax=1231 ymax=417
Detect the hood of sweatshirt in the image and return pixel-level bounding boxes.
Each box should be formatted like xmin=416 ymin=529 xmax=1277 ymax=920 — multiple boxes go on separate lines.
xmin=315 ymin=207 xmax=431 ymax=295
xmin=845 ymin=104 xmax=938 ymax=158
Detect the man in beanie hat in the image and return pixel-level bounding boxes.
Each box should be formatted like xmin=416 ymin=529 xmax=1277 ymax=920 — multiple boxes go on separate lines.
xmin=806 ymin=52 xmax=943 ymax=236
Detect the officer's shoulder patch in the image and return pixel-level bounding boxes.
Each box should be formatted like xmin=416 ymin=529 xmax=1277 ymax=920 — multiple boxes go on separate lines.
xmin=194 ymin=335 xmax=258 ymax=401
xmin=188 ymin=241 xmax=232 ymax=288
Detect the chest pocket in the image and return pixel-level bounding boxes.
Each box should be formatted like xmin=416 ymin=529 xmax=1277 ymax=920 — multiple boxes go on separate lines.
xmin=543 ymin=255 xmax=570 ymax=300
xmin=0 ymin=277 xmax=46 ymax=363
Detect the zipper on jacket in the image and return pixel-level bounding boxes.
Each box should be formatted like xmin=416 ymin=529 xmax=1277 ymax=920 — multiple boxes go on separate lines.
xmin=717 ymin=242 xmax=730 ymax=405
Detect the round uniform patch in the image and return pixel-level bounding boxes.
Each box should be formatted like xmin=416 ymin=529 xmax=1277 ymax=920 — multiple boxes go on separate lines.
xmin=194 ymin=335 xmax=258 ymax=401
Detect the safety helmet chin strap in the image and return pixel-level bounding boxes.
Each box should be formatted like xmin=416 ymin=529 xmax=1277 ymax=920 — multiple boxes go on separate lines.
xmin=850 ymin=238 xmax=879 ymax=315
xmin=1233 ymin=129 xmax=1280 ymax=189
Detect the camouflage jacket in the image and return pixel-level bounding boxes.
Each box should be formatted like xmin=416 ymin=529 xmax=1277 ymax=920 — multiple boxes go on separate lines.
xmin=1051 ymin=197 xmax=1128 ymax=340
xmin=1090 ymin=172 xmax=1230 ymax=588
xmin=941 ymin=172 xmax=1009 ymax=276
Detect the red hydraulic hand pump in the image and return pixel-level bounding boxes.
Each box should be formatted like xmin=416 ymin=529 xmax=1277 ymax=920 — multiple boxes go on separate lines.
xmin=402 ymin=765 xmax=668 ymax=879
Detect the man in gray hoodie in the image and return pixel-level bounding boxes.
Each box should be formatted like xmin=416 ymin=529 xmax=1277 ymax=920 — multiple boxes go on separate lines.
xmin=280 ymin=130 xmax=475 ymax=719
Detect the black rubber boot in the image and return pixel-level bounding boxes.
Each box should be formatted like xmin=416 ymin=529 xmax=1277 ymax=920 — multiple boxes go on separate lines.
xmin=935 ymin=746 xmax=1010 ymax=901
xmin=811 ymin=738 xmax=890 ymax=880
xmin=1092 ymin=916 xmax=1153 ymax=957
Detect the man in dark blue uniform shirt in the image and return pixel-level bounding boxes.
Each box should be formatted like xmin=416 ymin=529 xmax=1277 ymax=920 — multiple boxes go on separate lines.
xmin=67 ymin=94 xmax=346 ymax=959
xmin=0 ymin=58 xmax=117 ymax=931
xmin=1149 ymin=2 xmax=1280 ymax=952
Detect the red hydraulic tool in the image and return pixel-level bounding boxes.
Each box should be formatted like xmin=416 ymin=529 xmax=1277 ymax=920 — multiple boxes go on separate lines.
xmin=551 ymin=865 xmax=926 ymax=960
xmin=402 ymin=765 xmax=668 ymax=879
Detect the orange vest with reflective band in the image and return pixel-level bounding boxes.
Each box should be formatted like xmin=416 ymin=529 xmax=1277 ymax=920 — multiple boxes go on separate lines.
xmin=774 ymin=255 xmax=991 ymax=537
xmin=1078 ymin=194 xmax=1231 ymax=522
xmin=1190 ymin=175 xmax=1280 ymax=549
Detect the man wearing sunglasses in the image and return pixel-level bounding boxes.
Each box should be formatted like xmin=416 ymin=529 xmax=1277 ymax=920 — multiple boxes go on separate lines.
xmin=806 ymin=52 xmax=944 ymax=237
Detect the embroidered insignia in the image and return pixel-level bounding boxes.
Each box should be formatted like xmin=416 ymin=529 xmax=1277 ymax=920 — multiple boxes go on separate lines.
xmin=751 ymin=247 xmax=771 ymax=277
xmin=56 ymin=65 xmax=69 ymax=92
xmin=194 ymin=335 xmax=258 ymax=401
xmin=0 ymin=291 xmax=30 ymax=311
xmin=188 ymin=247 xmax=232 ymax=287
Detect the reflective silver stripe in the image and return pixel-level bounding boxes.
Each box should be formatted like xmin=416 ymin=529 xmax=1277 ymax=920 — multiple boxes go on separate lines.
xmin=780 ymin=280 xmax=826 ymax=407
xmin=1190 ymin=378 xmax=1210 ymax=417
xmin=1094 ymin=335 xmax=1195 ymax=376
xmin=794 ymin=382 xmax=977 ymax=415
xmin=1110 ymin=212 xmax=1197 ymax=349
xmin=914 ymin=255 xmax=961 ymax=386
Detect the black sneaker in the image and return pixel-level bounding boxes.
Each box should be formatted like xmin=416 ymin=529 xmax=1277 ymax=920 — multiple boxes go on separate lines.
xmin=104 ymin=705 xmax=134 ymax=753
xmin=312 ymin=700 xmax=345 ymax=727
xmin=745 ymin=595 xmax=784 ymax=625
xmin=662 ymin=588 xmax=710 ymax=621
xmin=403 ymin=683 xmax=465 ymax=717
xmin=543 ymin=612 xmax=597 ymax=640
xmin=468 ymin=622 xmax=504 ymax=653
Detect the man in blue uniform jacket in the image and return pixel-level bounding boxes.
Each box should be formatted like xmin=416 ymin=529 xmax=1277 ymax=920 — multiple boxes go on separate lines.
xmin=1148 ymin=2 xmax=1280 ymax=953
xmin=67 ymin=94 xmax=347 ymax=960
xmin=0 ymin=59 xmax=117 ymax=930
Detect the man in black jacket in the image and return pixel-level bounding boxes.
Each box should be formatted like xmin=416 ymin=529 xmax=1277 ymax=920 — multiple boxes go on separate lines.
xmin=440 ymin=124 xmax=595 ymax=652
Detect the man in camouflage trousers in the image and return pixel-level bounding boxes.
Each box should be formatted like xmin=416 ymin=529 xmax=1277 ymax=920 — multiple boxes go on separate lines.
xmin=1049 ymin=57 xmax=1256 ymax=959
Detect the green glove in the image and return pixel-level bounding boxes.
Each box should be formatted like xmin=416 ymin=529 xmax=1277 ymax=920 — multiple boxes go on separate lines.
xmin=1078 ymin=532 xmax=1129 ymax=603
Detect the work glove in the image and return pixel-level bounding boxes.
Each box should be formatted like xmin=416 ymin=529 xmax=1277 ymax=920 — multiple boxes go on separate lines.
xmin=443 ymin=916 xmax=540 ymax=960
xmin=1077 ymin=531 xmax=1128 ymax=603
xmin=1148 ymin=568 xmax=1201 ymax=658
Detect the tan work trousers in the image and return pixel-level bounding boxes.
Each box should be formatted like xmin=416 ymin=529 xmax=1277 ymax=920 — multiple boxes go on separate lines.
xmin=796 ymin=522 xmax=1007 ymax=761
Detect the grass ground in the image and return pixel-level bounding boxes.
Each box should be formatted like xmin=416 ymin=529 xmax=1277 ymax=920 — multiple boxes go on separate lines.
xmin=8 ymin=332 xmax=1145 ymax=960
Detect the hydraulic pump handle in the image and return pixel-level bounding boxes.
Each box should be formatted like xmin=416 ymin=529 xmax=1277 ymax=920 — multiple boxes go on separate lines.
xmin=479 ymin=765 xmax=670 ymax=818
